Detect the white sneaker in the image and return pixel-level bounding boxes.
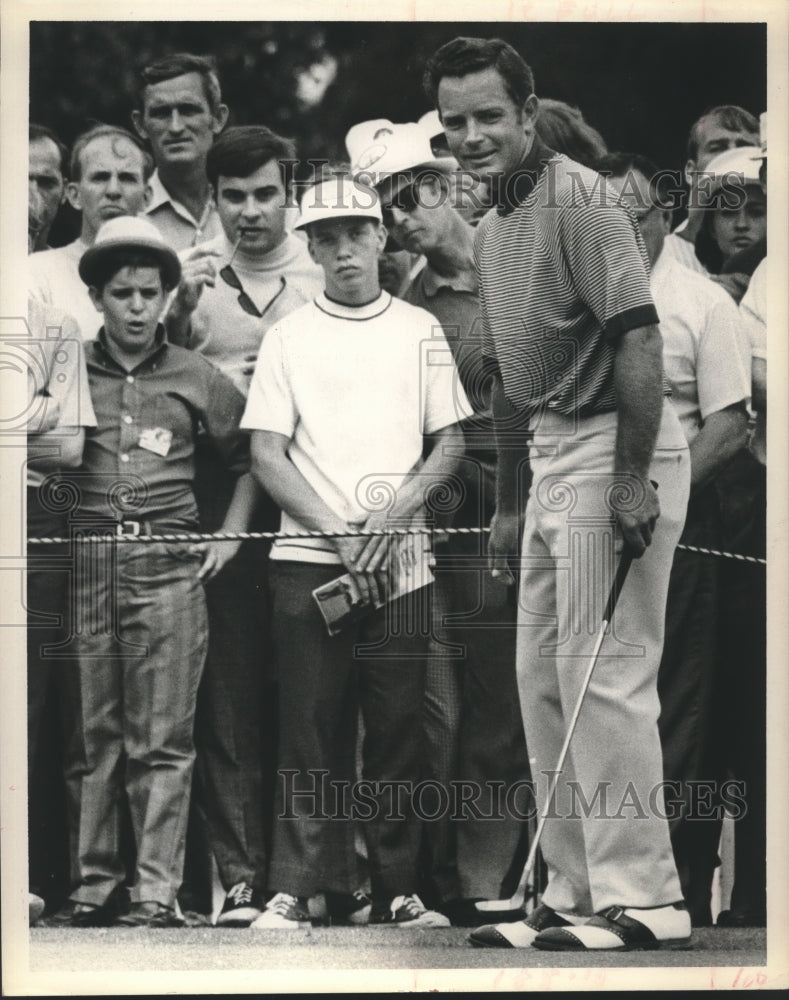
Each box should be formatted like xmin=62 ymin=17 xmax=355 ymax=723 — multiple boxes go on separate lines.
xmin=370 ymin=894 xmax=450 ymax=927
xmin=250 ymin=892 xmax=311 ymax=930
xmin=28 ymin=893 xmax=45 ymax=925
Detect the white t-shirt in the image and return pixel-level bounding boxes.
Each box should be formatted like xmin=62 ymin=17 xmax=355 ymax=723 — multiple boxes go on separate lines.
xmin=739 ymin=257 xmax=767 ymax=465
xmin=241 ymin=291 xmax=468 ymax=563
xmin=28 ymin=240 xmax=102 ymax=343
xmin=651 ymin=251 xmax=750 ymax=444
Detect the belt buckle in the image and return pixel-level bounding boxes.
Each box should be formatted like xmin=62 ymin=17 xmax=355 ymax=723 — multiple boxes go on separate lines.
xmin=116 ymin=520 xmax=141 ymax=537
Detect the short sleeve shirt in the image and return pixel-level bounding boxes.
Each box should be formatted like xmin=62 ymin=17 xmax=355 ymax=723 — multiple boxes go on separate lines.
xmin=651 ymin=252 xmax=750 ymax=444
xmin=241 ymin=291 xmax=468 ymax=563
xmin=76 ymin=329 xmax=249 ymax=525
xmin=474 ymin=145 xmax=661 ymax=418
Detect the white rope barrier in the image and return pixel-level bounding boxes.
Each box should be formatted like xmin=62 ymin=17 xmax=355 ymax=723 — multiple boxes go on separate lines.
xmin=26 ymin=526 xmax=766 ymax=565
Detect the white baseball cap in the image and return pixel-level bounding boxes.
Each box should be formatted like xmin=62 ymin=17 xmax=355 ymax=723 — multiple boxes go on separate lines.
xmin=294 ymin=175 xmax=383 ymax=231
xmin=350 ymin=121 xmax=458 ymax=200
xmin=344 ymin=119 xmax=396 ymax=170
xmin=702 ymin=146 xmax=763 ymax=197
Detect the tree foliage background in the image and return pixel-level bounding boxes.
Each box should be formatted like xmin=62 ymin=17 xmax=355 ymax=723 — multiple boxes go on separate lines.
xmin=30 ymin=20 xmax=766 ymax=244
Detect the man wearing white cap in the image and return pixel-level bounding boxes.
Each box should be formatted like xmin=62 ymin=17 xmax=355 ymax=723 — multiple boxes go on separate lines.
xmin=368 ymin=121 xmax=529 ymax=923
xmin=50 ymin=216 xmax=254 ymax=928
xmin=242 ymin=174 xmax=467 ymax=929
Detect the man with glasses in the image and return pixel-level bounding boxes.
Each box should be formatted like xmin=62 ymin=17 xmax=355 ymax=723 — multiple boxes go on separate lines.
xmin=366 ymin=123 xmax=529 ymax=925
xmin=165 ymin=124 xmax=323 ymax=928
xmin=598 ymin=152 xmax=750 ymax=927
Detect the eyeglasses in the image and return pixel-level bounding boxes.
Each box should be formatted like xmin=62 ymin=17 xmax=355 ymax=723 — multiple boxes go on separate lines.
xmin=219 ymin=267 xmax=287 ymax=319
xmin=380 ymin=183 xmax=421 ymax=227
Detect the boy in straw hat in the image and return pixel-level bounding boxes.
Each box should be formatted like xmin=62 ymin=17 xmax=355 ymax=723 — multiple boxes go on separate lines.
xmin=242 ymin=173 xmax=468 ymax=929
xmin=50 ymin=216 xmax=253 ymax=928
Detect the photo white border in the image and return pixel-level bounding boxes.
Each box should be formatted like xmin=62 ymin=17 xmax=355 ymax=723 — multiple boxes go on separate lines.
xmin=2 ymin=0 xmax=787 ymax=993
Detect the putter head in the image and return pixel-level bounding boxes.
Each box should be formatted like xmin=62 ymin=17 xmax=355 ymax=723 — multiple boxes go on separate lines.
xmin=473 ymin=884 xmax=538 ymax=922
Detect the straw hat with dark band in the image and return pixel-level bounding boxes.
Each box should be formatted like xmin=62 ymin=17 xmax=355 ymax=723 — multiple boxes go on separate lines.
xmin=79 ymin=215 xmax=182 ymax=289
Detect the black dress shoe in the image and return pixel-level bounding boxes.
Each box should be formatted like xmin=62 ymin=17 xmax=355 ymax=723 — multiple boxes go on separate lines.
xmin=116 ymin=901 xmax=184 ymax=928
xmin=716 ymin=908 xmax=766 ymax=928
xmin=44 ymin=900 xmax=115 ymax=928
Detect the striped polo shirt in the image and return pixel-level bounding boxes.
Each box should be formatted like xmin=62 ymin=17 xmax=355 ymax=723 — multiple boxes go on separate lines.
xmin=475 ymin=140 xmax=661 ymax=418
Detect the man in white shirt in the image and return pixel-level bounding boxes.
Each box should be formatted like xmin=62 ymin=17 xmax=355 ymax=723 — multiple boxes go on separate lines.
xmin=132 ymin=53 xmax=228 ymax=251
xmin=663 ymin=105 xmax=759 ymax=275
xmin=600 ymin=152 xmax=750 ymax=926
xmin=28 ymin=124 xmax=153 ymax=342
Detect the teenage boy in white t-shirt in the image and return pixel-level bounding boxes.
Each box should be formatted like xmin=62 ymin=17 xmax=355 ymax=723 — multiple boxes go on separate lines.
xmin=242 ymin=175 xmax=468 ymax=928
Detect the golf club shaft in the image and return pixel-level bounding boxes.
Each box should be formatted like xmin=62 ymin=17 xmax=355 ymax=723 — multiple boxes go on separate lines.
xmin=489 ymin=545 xmax=635 ymax=912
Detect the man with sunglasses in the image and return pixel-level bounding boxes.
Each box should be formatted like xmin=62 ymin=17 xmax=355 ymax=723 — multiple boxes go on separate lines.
xmin=165 ymin=125 xmax=323 ymax=928
xmin=598 ymin=153 xmax=750 ymax=927
xmin=365 ymin=123 xmax=529 ymax=925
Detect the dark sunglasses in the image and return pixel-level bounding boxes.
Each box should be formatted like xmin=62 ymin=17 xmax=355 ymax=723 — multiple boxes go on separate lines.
xmin=380 ymin=183 xmax=421 ymax=226
xmin=219 ymin=267 xmax=287 ymax=319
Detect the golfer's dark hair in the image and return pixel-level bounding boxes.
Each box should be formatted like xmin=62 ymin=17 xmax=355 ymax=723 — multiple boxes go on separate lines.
xmin=89 ymin=249 xmax=172 ymax=293
xmin=535 ymin=99 xmax=607 ymax=168
xmin=423 ymin=37 xmax=535 ymax=111
xmin=686 ymin=105 xmax=759 ymax=162
xmin=29 ymin=123 xmax=68 ymax=176
xmin=70 ymin=124 xmax=154 ymax=184
xmin=206 ymin=125 xmax=297 ymax=193
xmin=138 ymin=52 xmax=223 ymax=117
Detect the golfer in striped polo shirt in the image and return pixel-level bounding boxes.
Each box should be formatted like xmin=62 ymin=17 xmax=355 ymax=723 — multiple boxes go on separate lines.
xmin=425 ymin=37 xmax=693 ymax=951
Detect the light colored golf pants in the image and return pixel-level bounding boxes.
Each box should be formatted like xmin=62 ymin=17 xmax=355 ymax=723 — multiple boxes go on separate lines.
xmin=517 ymin=403 xmax=690 ymax=916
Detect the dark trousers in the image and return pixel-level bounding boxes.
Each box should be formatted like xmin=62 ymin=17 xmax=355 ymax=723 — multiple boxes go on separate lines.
xmin=657 ymin=485 xmax=723 ymax=925
xmin=423 ymin=532 xmax=528 ymax=902
xmin=267 ymin=560 xmax=428 ymax=901
xmin=193 ymin=538 xmax=274 ymax=892
xmin=714 ymin=453 xmax=767 ymax=921
xmin=27 ymin=485 xmax=77 ymax=905
xmin=182 ymin=450 xmax=277 ymax=907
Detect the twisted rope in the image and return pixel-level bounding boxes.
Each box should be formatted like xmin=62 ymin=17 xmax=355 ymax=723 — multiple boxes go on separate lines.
xmin=26 ymin=526 xmax=766 ymax=564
